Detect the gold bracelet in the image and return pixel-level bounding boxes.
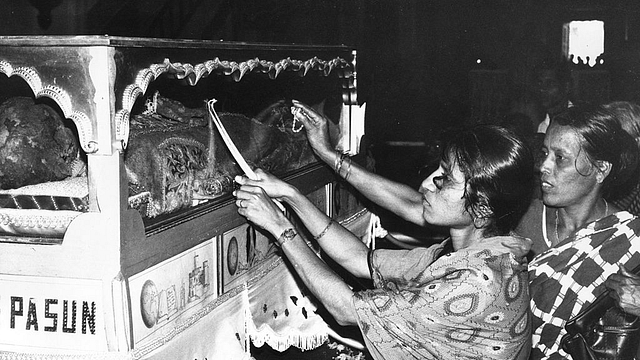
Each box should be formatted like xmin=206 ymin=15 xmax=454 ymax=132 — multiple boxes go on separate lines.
xmin=313 ymin=219 xmax=335 ymax=241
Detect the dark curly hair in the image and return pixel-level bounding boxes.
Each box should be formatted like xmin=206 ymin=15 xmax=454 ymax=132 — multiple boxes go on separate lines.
xmin=442 ymin=125 xmax=535 ymax=237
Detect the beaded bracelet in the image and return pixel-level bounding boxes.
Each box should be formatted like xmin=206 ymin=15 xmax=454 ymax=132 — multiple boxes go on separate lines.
xmin=313 ymin=219 xmax=335 ymax=241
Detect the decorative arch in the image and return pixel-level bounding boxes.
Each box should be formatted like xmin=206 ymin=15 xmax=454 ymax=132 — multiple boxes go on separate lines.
xmin=0 ymin=60 xmax=97 ymax=153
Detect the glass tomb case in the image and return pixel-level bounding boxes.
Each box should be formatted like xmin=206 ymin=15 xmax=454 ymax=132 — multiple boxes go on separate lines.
xmin=0 ymin=36 xmax=370 ymax=359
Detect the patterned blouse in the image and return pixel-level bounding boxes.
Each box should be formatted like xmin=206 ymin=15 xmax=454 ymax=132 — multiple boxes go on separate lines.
xmin=352 ymin=236 xmax=532 ymax=360
xmin=528 ymin=211 xmax=640 ymax=359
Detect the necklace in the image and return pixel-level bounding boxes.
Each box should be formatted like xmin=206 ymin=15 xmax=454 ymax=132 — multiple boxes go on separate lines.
xmin=555 ymin=199 xmax=608 ymax=243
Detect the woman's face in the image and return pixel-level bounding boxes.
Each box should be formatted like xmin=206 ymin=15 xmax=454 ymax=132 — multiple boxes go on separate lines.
xmin=535 ymin=69 xmax=567 ymax=112
xmin=539 ymin=124 xmax=600 ymax=207
xmin=419 ymin=157 xmax=473 ymax=229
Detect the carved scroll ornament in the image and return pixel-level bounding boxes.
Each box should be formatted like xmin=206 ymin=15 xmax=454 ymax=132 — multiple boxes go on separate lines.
xmin=115 ymin=56 xmax=352 ymax=150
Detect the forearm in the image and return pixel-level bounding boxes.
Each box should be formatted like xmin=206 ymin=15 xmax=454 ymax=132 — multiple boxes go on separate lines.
xmin=317 ymin=149 xmax=425 ymax=225
xmin=279 ymin=231 xmax=358 ymax=326
xmin=284 ymin=189 xmax=370 ymax=278
xmin=293 ymin=102 xmax=424 ymax=225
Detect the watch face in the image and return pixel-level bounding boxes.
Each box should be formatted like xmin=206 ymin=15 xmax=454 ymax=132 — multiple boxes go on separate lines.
xmin=283 ymin=228 xmax=296 ymax=240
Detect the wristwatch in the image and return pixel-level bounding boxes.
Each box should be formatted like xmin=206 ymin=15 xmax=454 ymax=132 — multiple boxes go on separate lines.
xmin=278 ymin=228 xmax=297 ymax=247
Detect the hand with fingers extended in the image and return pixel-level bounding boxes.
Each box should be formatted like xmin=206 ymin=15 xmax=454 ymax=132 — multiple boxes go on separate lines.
xmin=291 ymin=100 xmax=334 ymax=158
xmin=605 ymin=266 xmax=640 ymax=317
xmin=234 ymin=180 xmax=290 ymax=236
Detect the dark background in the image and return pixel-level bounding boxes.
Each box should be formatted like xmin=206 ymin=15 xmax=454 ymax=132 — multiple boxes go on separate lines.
xmin=8 ymin=1 xmax=640 ymax=142
xmin=4 ymin=0 xmax=640 ymax=194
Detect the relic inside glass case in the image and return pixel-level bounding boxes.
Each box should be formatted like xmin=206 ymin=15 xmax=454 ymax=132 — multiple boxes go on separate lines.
xmin=123 ymin=68 xmax=345 ymax=218
xmin=0 ymin=38 xmax=356 ymax=239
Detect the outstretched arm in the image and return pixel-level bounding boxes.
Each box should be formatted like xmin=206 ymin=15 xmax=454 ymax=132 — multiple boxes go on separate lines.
xmin=292 ymin=101 xmax=426 ymax=226
xmin=235 ymin=178 xmax=363 ymax=325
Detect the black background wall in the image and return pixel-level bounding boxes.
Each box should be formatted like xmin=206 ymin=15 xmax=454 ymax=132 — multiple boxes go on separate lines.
xmin=4 ymin=0 xmax=640 ymax=149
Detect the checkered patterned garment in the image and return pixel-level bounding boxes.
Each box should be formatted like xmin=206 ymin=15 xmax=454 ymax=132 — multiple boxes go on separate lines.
xmin=529 ymin=211 xmax=640 ymax=360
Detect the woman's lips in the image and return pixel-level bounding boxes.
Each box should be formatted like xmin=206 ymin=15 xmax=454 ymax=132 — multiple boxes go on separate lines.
xmin=422 ymin=196 xmax=430 ymax=207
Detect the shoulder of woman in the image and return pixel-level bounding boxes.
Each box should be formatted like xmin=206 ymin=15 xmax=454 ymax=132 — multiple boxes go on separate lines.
xmin=372 ymin=242 xmax=445 ymax=269
xmin=591 ymin=209 xmax=639 ymax=232
xmin=467 ymin=235 xmax=532 ymax=259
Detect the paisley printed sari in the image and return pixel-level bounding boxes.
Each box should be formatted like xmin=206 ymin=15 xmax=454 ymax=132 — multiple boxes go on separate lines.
xmin=528 ymin=211 xmax=640 ymax=360
xmin=353 ymin=236 xmax=532 ymax=360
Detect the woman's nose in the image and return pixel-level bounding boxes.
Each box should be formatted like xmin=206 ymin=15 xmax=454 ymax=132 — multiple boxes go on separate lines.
xmin=420 ymin=174 xmax=436 ymax=193
xmin=539 ymin=156 xmax=552 ymax=175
